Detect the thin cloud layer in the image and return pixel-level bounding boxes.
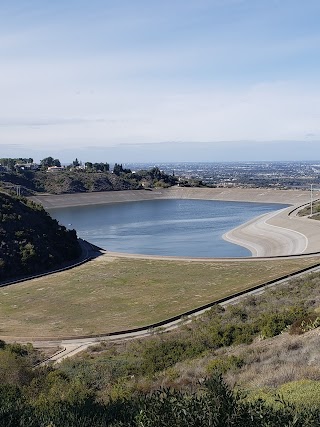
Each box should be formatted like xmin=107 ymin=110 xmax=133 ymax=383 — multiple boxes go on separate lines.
xmin=0 ymin=0 xmax=320 ymax=161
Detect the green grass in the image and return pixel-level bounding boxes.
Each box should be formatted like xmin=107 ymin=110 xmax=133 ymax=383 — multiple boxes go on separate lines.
xmin=298 ymin=201 xmax=320 ymax=219
xmin=244 ymin=380 xmax=320 ymax=408
xmin=0 ymin=255 xmax=319 ymax=338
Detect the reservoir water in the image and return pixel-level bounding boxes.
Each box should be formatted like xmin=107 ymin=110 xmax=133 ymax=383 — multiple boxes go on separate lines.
xmin=49 ymin=199 xmax=288 ymax=258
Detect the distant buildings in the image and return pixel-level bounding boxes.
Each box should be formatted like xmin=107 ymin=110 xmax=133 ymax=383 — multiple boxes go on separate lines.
xmin=14 ymin=162 xmax=39 ymax=171
xmin=47 ymin=166 xmax=65 ymax=173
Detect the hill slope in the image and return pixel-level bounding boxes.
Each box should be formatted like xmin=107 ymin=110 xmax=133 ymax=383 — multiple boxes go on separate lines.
xmin=0 ymin=167 xmax=180 ymax=195
xmin=0 ymin=193 xmax=81 ymax=281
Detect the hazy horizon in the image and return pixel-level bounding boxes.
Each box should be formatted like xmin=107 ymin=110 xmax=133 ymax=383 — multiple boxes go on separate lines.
xmin=3 ymin=140 xmax=320 ymax=165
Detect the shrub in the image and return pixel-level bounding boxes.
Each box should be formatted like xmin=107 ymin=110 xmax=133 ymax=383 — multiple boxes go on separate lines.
xmin=289 ymin=314 xmax=320 ymax=335
xmin=278 ymin=380 xmax=320 ymax=407
xmin=207 ymin=355 xmax=244 ymax=375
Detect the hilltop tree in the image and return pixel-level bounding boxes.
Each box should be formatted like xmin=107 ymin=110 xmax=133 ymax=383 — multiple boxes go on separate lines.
xmin=40 ymin=157 xmax=61 ymax=168
xmin=113 ymin=163 xmax=131 ymax=175
xmin=94 ymin=162 xmax=110 ymax=172
xmin=84 ymin=162 xmax=109 ymax=172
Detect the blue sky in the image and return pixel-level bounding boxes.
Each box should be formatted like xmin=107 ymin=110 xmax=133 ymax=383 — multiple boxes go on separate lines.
xmin=1 ymin=0 xmax=320 ymax=163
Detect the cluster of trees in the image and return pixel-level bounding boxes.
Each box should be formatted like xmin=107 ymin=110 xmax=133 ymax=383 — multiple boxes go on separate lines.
xmin=40 ymin=156 xmax=61 ymax=167
xmin=0 ymin=158 xmax=34 ymax=169
xmin=0 ymin=193 xmax=81 ymax=281
xmin=2 ymin=156 xmax=176 ymax=181
xmin=133 ymin=166 xmax=178 ymax=187
xmin=85 ymin=161 xmax=110 ymax=172
xmin=113 ymin=163 xmax=131 ymax=175
xmin=39 ymin=158 xmax=126 ymax=174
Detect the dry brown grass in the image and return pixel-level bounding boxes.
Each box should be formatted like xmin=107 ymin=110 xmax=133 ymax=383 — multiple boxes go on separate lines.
xmin=298 ymin=200 xmax=320 ymax=218
xmin=141 ymin=328 xmax=320 ymax=394
xmin=0 ymin=254 xmax=319 ymax=338
xmin=223 ymin=329 xmax=320 ymax=389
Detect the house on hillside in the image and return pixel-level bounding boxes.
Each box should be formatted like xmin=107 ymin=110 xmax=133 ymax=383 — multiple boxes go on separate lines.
xmin=14 ymin=162 xmax=39 ymax=171
xmin=47 ymin=166 xmax=65 ymax=173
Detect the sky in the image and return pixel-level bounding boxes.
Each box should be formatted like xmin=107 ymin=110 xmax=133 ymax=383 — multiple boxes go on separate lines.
xmin=1 ymin=0 xmax=320 ymax=163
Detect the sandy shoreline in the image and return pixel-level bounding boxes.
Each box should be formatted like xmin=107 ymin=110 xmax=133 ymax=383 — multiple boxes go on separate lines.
xmin=31 ymin=187 xmax=320 ymax=258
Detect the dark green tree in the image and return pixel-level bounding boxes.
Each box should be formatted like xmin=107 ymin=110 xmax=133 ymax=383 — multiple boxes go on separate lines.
xmin=40 ymin=157 xmax=61 ymax=168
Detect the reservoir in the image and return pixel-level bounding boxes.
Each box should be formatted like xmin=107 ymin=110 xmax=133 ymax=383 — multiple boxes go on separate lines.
xmin=49 ymin=199 xmax=288 ymax=257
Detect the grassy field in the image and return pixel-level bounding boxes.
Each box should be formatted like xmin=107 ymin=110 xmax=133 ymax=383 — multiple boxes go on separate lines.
xmin=0 ymin=254 xmax=319 ymax=339
xmin=298 ymin=200 xmax=320 ymax=220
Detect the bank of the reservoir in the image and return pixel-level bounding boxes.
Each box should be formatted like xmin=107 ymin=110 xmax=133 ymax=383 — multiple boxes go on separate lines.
xmin=31 ymin=187 xmax=313 ymax=209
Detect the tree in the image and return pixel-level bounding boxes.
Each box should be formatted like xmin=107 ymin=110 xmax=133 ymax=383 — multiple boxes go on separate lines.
xmin=113 ymin=163 xmax=123 ymax=175
xmin=103 ymin=162 xmax=110 ymax=172
xmin=52 ymin=158 xmax=61 ymax=167
xmin=40 ymin=157 xmax=54 ymax=167
xmin=0 ymin=349 xmax=32 ymax=386
xmin=150 ymin=167 xmax=162 ymax=180
xmin=113 ymin=163 xmax=131 ymax=175
xmin=40 ymin=157 xmax=61 ymax=168
xmin=0 ymin=158 xmax=16 ymax=169
xmin=93 ymin=162 xmax=110 ymax=172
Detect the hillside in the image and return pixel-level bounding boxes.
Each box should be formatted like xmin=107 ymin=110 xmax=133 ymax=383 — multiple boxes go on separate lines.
xmin=1 ymin=271 xmax=320 ymax=425
xmin=0 ymin=193 xmax=81 ymax=281
xmin=0 ymin=166 xmax=181 ymax=196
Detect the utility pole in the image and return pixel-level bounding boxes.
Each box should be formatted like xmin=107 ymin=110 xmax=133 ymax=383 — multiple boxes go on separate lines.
xmin=310 ymin=184 xmax=313 ymax=216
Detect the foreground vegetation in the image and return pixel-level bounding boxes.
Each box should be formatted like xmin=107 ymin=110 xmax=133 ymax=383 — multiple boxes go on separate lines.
xmin=1 ymin=371 xmax=320 ymax=426
xmin=63 ymin=271 xmax=320 ymax=395
xmin=0 ymin=193 xmax=81 ymax=282
xmin=1 ymin=271 xmax=320 ymax=425
xmin=0 ymin=255 xmax=319 ymax=337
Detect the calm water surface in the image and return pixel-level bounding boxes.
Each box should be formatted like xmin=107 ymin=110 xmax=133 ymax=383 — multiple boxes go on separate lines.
xmin=49 ymin=199 xmax=288 ymax=257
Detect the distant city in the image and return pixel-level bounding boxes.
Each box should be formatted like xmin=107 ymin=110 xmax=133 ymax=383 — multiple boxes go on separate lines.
xmin=1 ymin=158 xmax=320 ymax=192
xmin=124 ymin=161 xmax=320 ymax=190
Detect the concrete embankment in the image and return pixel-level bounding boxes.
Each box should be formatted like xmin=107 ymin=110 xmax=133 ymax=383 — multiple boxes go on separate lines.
xmin=31 ymin=187 xmax=314 ymax=209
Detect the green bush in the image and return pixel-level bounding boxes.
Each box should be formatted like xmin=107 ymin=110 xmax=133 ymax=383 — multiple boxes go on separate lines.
xmin=279 ymin=380 xmax=320 ymax=407
xmin=207 ymin=355 xmax=244 ymax=374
